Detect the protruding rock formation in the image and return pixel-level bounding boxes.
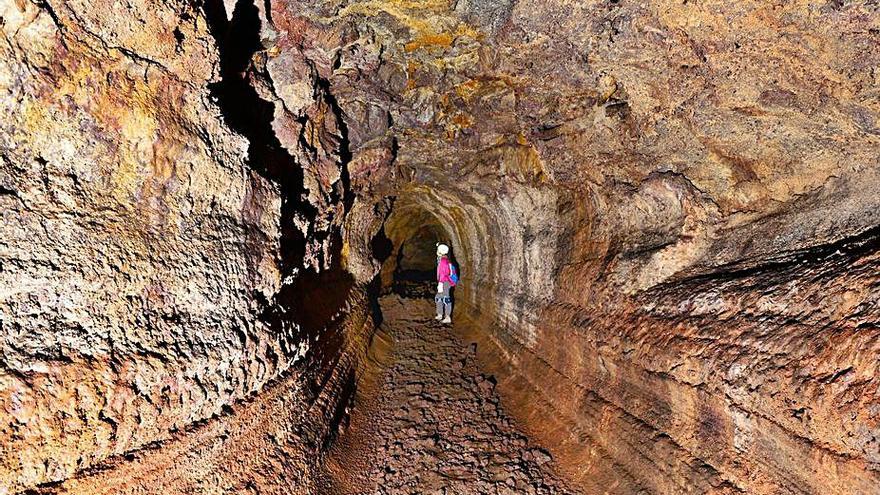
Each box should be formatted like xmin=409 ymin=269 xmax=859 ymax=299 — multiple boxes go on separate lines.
xmin=1 ymin=0 xmax=878 ymax=493
xmin=1 ymin=0 xmax=366 ymax=491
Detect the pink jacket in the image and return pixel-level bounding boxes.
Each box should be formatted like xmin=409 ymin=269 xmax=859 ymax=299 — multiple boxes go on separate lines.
xmin=437 ymin=256 xmax=453 ymax=284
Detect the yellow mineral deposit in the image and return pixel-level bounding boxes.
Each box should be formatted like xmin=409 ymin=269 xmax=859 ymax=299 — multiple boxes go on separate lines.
xmin=1 ymin=0 xmax=878 ymax=494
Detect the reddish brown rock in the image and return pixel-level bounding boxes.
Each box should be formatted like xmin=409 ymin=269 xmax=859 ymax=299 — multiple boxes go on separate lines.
xmin=2 ymin=0 xmax=879 ymax=493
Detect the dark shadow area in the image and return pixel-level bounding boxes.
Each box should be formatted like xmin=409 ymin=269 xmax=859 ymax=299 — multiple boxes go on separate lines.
xmin=203 ymin=0 xmax=358 ymax=443
xmin=202 ymin=0 xmax=359 ymax=339
xmin=368 ymin=227 xmax=395 ymax=327
xmin=656 ymin=222 xmax=880 ymax=291
xmin=391 ymin=225 xmax=443 ymax=298
xmin=203 ymin=0 xmax=317 ymax=274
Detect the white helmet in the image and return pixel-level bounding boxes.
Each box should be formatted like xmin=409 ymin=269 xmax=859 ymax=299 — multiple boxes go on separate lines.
xmin=436 ymin=243 xmax=449 ymax=256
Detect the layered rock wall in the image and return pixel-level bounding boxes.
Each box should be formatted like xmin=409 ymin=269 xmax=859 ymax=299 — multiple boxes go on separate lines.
xmin=1 ymin=0 xmax=375 ymax=491
xmin=362 ymin=0 xmax=880 ymax=492
xmin=3 ymin=0 xmax=879 ymax=493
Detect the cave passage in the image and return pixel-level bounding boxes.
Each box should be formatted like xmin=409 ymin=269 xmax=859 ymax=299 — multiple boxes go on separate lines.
xmin=316 ymin=295 xmax=574 ymax=494
xmin=308 ymin=199 xmax=579 ymax=493
xmin=7 ymin=0 xmax=880 ymax=492
xmin=391 ymin=223 xmax=443 ymax=292
xmin=378 ymin=200 xmax=464 ymax=298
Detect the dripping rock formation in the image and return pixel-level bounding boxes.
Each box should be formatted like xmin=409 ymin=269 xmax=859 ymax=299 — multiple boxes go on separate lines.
xmin=1 ymin=0 xmax=879 ymax=493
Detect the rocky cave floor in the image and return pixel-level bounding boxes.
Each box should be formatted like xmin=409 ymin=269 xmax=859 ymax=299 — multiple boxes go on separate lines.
xmin=316 ymin=294 xmax=575 ymax=495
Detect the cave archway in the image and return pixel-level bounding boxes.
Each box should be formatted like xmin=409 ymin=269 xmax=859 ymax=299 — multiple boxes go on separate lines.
xmin=395 ymin=224 xmax=442 ymax=280
xmin=378 ymin=194 xmax=463 ymax=299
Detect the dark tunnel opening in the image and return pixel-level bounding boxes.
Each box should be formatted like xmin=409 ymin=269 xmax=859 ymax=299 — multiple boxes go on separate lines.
xmin=376 ymin=207 xmax=460 ymax=301
xmin=394 ymin=225 xmax=442 ymax=284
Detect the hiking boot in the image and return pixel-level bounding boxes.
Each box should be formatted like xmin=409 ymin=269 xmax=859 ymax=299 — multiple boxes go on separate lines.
xmin=441 ymin=316 xmax=452 ymax=324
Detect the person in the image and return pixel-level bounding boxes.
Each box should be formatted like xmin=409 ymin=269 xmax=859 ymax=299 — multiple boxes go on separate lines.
xmin=435 ymin=243 xmax=455 ymax=324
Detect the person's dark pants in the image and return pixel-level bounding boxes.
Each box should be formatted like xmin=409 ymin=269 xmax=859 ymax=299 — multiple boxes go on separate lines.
xmin=435 ymin=281 xmax=452 ymax=318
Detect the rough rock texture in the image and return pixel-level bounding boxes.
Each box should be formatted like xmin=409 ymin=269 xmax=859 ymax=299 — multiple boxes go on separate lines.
xmin=3 ymin=0 xmax=880 ymax=493
xmin=319 ymin=295 xmax=573 ymax=495
xmin=0 ymin=0 xmax=374 ymax=491
xmin=296 ymin=0 xmax=877 ymax=492
xmin=24 ymin=292 xmax=370 ymax=494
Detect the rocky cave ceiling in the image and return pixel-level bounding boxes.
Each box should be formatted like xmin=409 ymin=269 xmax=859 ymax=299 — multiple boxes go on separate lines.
xmin=1 ymin=0 xmax=879 ymax=493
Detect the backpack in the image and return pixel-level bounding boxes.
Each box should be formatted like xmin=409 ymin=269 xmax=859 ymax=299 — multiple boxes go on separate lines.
xmin=449 ymin=264 xmax=459 ymax=286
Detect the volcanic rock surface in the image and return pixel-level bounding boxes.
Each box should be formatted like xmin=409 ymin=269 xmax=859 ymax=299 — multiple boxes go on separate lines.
xmin=318 ymin=295 xmax=574 ymax=495
xmin=2 ymin=0 xmax=880 ymax=493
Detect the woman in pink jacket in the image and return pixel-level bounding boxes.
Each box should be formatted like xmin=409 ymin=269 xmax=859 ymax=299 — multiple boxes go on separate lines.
xmin=435 ymin=243 xmax=456 ymax=324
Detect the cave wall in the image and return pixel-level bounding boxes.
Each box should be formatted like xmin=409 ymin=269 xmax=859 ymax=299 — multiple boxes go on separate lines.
xmin=3 ymin=0 xmax=880 ymax=493
xmin=0 ymin=0 xmax=377 ymax=491
xmin=311 ymin=0 xmax=880 ymax=493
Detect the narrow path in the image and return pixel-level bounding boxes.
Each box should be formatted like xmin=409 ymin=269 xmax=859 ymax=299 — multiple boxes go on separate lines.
xmin=318 ymin=295 xmax=575 ymax=495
